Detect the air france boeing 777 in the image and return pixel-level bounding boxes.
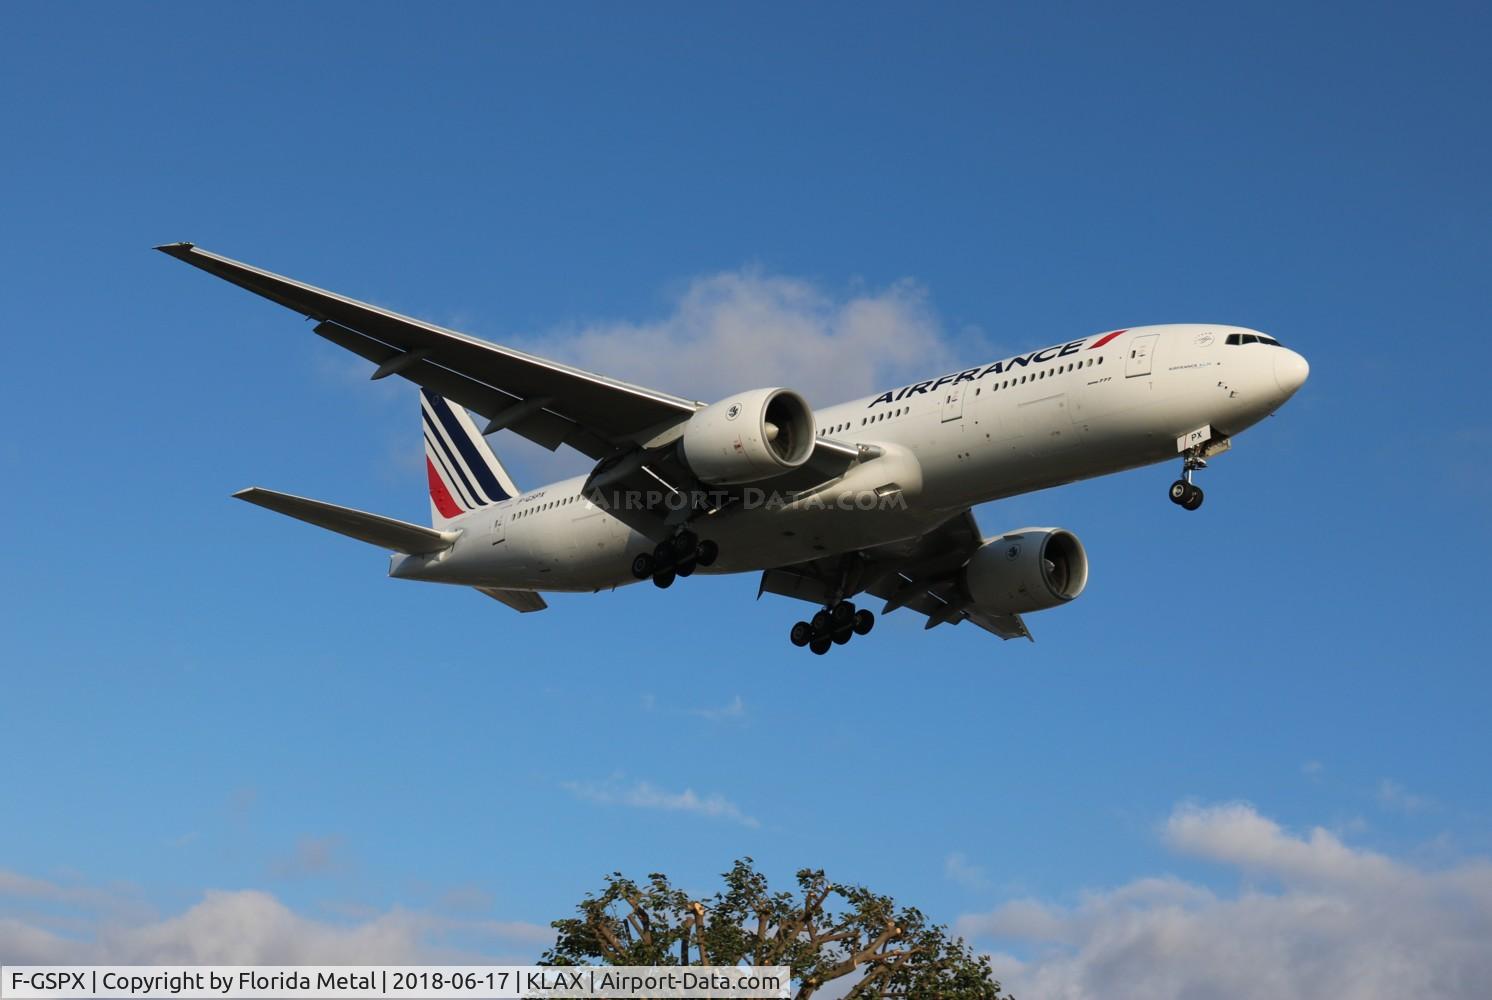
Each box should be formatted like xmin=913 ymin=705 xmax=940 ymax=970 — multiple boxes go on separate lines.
xmin=159 ymin=244 xmax=1308 ymax=652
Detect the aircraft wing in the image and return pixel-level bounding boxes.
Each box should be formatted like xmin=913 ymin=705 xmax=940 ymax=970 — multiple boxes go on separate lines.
xmin=162 ymin=243 xmax=872 ymax=539
xmin=758 ymin=509 xmax=1032 ymax=642
xmin=157 ymin=243 xmax=698 ymax=459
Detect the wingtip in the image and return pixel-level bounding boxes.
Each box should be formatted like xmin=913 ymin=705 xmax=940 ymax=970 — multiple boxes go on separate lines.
xmin=154 ymin=241 xmax=195 ymax=258
xmin=231 ymin=487 xmax=260 ymax=499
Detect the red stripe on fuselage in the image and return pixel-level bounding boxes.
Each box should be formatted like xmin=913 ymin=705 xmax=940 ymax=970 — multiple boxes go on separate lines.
xmin=426 ymin=457 xmax=464 ymax=518
xmin=1088 ymin=329 xmax=1126 ymax=350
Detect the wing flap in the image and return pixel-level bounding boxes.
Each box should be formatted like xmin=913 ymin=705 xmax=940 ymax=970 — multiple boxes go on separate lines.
xmin=234 ymin=487 xmax=458 ymax=555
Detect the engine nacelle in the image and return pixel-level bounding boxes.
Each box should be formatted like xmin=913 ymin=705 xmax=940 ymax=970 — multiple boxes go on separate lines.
xmin=679 ymin=388 xmax=815 ymax=485
xmin=962 ymin=527 xmax=1089 ymax=615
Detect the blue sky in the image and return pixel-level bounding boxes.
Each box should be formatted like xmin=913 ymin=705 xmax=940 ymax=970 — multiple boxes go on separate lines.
xmin=3 ymin=2 xmax=1491 ymax=994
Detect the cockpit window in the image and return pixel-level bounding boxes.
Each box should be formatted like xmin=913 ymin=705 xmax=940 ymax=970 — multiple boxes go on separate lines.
xmin=1225 ymin=333 xmax=1283 ymax=347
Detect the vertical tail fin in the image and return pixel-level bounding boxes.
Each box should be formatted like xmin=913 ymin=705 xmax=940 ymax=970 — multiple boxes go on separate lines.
xmin=420 ymin=390 xmax=520 ymax=528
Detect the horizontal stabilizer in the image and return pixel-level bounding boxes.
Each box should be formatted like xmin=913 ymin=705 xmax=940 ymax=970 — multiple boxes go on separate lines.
xmin=475 ymin=587 xmax=548 ymax=613
xmin=234 ymin=487 xmax=458 ymax=555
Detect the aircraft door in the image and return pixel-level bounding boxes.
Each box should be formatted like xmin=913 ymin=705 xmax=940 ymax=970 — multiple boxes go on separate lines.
xmin=941 ymin=383 xmax=966 ymax=422
xmin=490 ymin=509 xmax=506 ymax=545
xmin=1126 ymin=334 xmax=1158 ymax=377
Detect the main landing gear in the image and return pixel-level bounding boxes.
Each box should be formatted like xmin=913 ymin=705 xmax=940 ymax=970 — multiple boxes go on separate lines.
xmin=789 ymin=601 xmax=875 ymax=655
xmin=630 ymin=530 xmax=719 ymax=588
xmin=1169 ymin=452 xmax=1206 ymax=511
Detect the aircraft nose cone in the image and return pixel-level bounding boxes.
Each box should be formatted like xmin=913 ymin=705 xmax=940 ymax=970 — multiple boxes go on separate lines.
xmin=1274 ymin=349 xmax=1310 ymax=395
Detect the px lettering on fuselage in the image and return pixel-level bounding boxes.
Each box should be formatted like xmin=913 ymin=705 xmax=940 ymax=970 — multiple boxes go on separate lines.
xmin=867 ymin=337 xmax=1098 ymax=407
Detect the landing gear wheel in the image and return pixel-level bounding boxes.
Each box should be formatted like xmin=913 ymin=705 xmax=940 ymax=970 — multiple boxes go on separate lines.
xmin=1171 ymin=444 xmax=1211 ymax=510
xmin=830 ymin=601 xmax=856 ymax=626
xmin=853 ymin=609 xmax=875 ymax=635
xmin=790 ymin=621 xmax=813 ymax=647
xmin=671 ymin=531 xmax=698 ymax=560
xmin=809 ymin=637 xmax=831 ymax=655
xmin=811 ymin=610 xmax=832 ymax=633
xmin=652 ymin=569 xmax=675 ymax=589
xmin=676 ymin=557 xmax=698 ymax=577
xmin=652 ymin=540 xmax=675 ymax=569
xmin=831 ymin=627 xmax=853 ymax=645
xmin=695 ymin=539 xmax=719 ymax=566
xmin=631 ymin=553 xmax=654 ymax=580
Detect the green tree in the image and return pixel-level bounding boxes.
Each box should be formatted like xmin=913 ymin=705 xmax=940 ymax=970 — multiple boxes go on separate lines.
xmin=543 ymin=858 xmax=1012 ymax=999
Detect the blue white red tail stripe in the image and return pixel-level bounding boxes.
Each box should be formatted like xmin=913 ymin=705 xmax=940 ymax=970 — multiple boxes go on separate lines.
xmin=420 ymin=390 xmax=519 ymax=527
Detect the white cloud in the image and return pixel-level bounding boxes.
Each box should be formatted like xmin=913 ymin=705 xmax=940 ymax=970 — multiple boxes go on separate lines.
xmin=1163 ymin=801 xmax=1400 ymax=887
xmin=512 ymin=270 xmax=972 ymax=407
xmin=690 ymin=694 xmax=747 ymax=721
xmin=330 ymin=268 xmax=980 ymax=485
xmin=0 ymin=870 xmax=551 ymax=964
xmin=563 ymin=777 xmax=759 ymax=828
xmin=944 ymin=852 xmax=992 ymax=891
xmin=1376 ymin=778 xmax=1432 ymax=813
xmin=958 ymin=802 xmax=1492 ymax=1000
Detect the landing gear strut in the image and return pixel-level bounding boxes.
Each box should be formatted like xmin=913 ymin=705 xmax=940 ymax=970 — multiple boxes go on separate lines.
xmin=631 ymin=530 xmax=720 ymax=588
xmin=789 ymin=601 xmax=875 ymax=653
xmin=1169 ymin=451 xmax=1206 ymax=511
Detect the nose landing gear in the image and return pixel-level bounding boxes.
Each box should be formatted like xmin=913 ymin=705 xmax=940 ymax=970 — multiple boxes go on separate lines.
xmin=789 ymin=601 xmax=875 ymax=653
xmin=630 ymin=530 xmax=720 ymax=588
xmin=1169 ymin=453 xmax=1206 ymax=511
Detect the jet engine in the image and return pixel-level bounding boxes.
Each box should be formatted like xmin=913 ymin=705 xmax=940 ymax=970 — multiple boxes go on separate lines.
xmin=962 ymin=528 xmax=1089 ymax=615
xmin=679 ymin=388 xmax=815 ymax=485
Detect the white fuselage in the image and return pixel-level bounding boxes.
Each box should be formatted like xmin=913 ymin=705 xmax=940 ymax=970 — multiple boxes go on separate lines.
xmin=391 ymin=325 xmax=1308 ymax=592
